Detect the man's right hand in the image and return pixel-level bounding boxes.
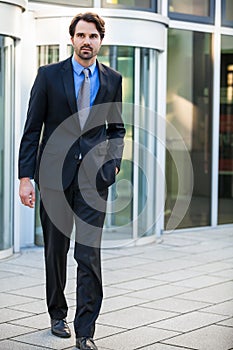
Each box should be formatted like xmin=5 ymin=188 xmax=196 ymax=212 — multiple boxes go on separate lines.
xmin=19 ymin=177 xmax=36 ymax=208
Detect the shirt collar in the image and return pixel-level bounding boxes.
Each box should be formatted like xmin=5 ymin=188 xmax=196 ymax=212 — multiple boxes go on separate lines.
xmin=72 ymin=55 xmax=96 ymax=76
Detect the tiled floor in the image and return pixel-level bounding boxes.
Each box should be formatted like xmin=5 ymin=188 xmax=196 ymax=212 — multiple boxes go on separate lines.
xmin=0 ymin=227 xmax=233 ymax=349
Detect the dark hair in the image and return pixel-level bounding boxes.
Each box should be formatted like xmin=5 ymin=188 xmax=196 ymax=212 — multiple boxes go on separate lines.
xmin=69 ymin=12 xmax=105 ymax=40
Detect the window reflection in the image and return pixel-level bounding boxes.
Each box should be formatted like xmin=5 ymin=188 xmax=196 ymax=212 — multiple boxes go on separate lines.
xmin=0 ymin=36 xmax=14 ymax=251
xmin=169 ymin=0 xmax=209 ymax=16
xmin=218 ymin=35 xmax=233 ymax=224
xmin=102 ymin=0 xmax=156 ymax=11
xmin=35 ymin=45 xmax=60 ymax=245
xmin=166 ymin=29 xmax=213 ymax=229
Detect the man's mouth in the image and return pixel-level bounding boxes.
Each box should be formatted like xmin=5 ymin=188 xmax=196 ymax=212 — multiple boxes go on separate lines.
xmin=81 ymin=47 xmax=92 ymax=52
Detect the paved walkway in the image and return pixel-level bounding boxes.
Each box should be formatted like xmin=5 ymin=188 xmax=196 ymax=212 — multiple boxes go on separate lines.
xmin=0 ymin=227 xmax=233 ymax=349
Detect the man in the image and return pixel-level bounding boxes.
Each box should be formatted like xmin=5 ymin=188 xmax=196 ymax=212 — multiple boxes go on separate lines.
xmin=18 ymin=12 xmax=125 ymax=350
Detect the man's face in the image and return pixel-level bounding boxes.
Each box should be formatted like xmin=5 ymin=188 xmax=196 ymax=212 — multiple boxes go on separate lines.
xmin=71 ymin=20 xmax=102 ymax=64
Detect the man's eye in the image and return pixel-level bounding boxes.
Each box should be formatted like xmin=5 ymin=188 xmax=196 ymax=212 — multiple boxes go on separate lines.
xmin=90 ymin=34 xmax=98 ymax=39
xmin=77 ymin=33 xmax=84 ymax=38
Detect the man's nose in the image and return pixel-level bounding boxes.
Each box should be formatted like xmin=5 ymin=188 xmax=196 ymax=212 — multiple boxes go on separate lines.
xmin=83 ymin=36 xmax=91 ymax=45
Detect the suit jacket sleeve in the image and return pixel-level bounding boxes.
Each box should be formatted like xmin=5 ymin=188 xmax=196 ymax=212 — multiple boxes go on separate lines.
xmin=18 ymin=67 xmax=47 ymax=179
xmin=106 ymin=74 xmax=125 ymax=170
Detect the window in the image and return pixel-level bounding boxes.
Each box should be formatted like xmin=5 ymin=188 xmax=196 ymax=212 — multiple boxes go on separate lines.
xmin=101 ymin=0 xmax=157 ymax=12
xmin=222 ymin=0 xmax=233 ymax=27
xmin=0 ymin=36 xmax=14 ymax=252
xmin=166 ymin=29 xmax=213 ymax=229
xmin=37 ymin=45 xmax=59 ymax=67
xmin=28 ymin=0 xmax=92 ymax=6
xmin=168 ymin=0 xmax=215 ymax=24
xmin=218 ymin=35 xmax=233 ymax=224
xmin=35 ymin=45 xmax=60 ymax=245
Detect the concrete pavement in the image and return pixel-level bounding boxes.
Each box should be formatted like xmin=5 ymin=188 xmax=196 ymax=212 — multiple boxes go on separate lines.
xmin=0 ymin=227 xmax=233 ymax=349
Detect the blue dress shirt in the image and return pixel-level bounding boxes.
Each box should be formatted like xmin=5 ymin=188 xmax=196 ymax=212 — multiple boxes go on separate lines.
xmin=71 ymin=55 xmax=100 ymax=107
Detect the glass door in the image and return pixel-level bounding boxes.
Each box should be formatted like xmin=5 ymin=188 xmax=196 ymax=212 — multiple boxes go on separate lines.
xmin=0 ymin=36 xmax=14 ymax=253
xmin=99 ymin=46 xmax=158 ymax=246
xmin=218 ymin=35 xmax=233 ymax=224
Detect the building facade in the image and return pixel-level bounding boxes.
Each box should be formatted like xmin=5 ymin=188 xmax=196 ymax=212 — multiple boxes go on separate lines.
xmin=0 ymin=0 xmax=232 ymax=258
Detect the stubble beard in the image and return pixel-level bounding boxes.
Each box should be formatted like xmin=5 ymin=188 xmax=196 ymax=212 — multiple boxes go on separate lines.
xmin=76 ymin=47 xmax=96 ymax=61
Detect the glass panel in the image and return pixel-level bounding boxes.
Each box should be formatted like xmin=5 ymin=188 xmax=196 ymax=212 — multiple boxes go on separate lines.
xmin=166 ymin=29 xmax=213 ymax=229
xmin=28 ymin=0 xmax=92 ymax=6
xmin=35 ymin=45 xmax=60 ymax=245
xmin=98 ymin=46 xmax=134 ymax=241
xmin=102 ymin=0 xmax=156 ymax=11
xmin=169 ymin=0 xmax=210 ymax=16
xmin=138 ymin=48 xmax=157 ymax=237
xmin=222 ymin=0 xmax=233 ymax=26
xmin=225 ymin=0 xmax=233 ymax=22
xmin=0 ymin=36 xmax=14 ymax=251
xmin=218 ymin=35 xmax=233 ymax=224
xmin=37 ymin=45 xmax=59 ymax=67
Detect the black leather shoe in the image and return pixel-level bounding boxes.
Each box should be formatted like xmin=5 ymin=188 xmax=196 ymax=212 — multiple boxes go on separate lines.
xmin=51 ymin=319 xmax=71 ymax=338
xmin=76 ymin=337 xmax=98 ymax=350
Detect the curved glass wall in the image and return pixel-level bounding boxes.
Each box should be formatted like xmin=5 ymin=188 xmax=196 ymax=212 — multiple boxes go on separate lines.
xmin=166 ymin=29 xmax=213 ymax=229
xmin=35 ymin=44 xmax=159 ymax=246
xmin=0 ymin=36 xmax=14 ymax=253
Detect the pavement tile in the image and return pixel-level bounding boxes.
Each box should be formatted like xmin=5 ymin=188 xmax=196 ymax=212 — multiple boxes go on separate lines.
xmin=103 ymin=286 xmax=132 ymax=298
xmin=0 ymin=293 xmax=37 ymax=308
xmin=176 ymin=281 xmax=233 ymax=304
xmin=96 ymin=326 xmax=179 ymax=350
xmin=102 ymin=256 xmax=152 ymax=270
xmin=150 ymin=311 xmax=227 ymax=332
xmin=98 ymin=306 xmax=176 ymax=329
xmin=103 ymin=269 xmax=154 ymax=286
xmin=0 ymin=271 xmax=17 ymax=279
xmin=9 ymin=312 xmax=50 ymax=330
xmin=140 ymin=344 xmax=194 ymax=350
xmin=178 ymin=261 xmax=233 ymax=274
xmin=164 ymin=324 xmax=233 ymax=349
xmin=0 ymin=323 xmax=35 ymax=340
xmin=100 ymin=295 xmax=148 ymax=314
xmin=140 ymin=297 xmax=210 ymax=314
xmin=148 ymin=269 xmax=203 ymax=282
xmin=112 ymin=278 xmax=166 ymax=291
xmin=0 ymin=308 xmax=33 ymax=323
xmin=8 ymin=299 xmax=47 ymax=314
xmin=217 ymin=317 xmax=233 ymax=327
xmin=200 ymin=300 xmax=233 ymax=316
xmin=0 ymin=276 xmax=43 ymax=293
xmin=0 ymin=263 xmax=45 ymax=280
xmin=211 ymin=268 xmax=233 ymax=279
xmin=171 ymin=274 xmax=229 ymax=289
xmin=95 ymin=323 xmax=126 ymax=339
xmin=7 ymin=284 xmax=45 ymax=299
xmin=13 ymin=329 xmax=76 ymax=349
xmin=0 ymin=340 xmax=46 ymax=349
xmin=136 ymin=259 xmax=202 ymax=274
xmin=125 ymin=285 xmax=192 ymax=301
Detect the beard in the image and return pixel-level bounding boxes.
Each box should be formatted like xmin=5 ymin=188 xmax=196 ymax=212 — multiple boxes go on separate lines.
xmin=75 ymin=46 xmax=97 ymax=61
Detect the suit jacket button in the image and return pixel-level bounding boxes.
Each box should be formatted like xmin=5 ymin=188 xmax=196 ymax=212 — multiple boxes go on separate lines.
xmin=74 ymin=154 xmax=79 ymax=160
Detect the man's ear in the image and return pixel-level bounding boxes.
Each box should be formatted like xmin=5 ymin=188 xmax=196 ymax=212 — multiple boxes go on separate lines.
xmin=70 ymin=37 xmax=74 ymax=46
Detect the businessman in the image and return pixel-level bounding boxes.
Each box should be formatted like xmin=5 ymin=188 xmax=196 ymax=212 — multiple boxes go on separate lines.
xmin=18 ymin=12 xmax=125 ymax=350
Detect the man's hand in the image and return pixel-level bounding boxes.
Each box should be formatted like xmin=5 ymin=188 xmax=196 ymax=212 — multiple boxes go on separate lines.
xmin=115 ymin=167 xmax=119 ymax=175
xmin=19 ymin=177 xmax=36 ymax=208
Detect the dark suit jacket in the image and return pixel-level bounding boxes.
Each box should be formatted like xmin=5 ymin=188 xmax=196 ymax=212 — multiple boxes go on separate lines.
xmin=18 ymin=57 xmax=125 ymax=191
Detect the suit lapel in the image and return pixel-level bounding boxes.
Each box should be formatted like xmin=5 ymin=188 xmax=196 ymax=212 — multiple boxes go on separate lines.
xmin=61 ymin=57 xmax=77 ymax=115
